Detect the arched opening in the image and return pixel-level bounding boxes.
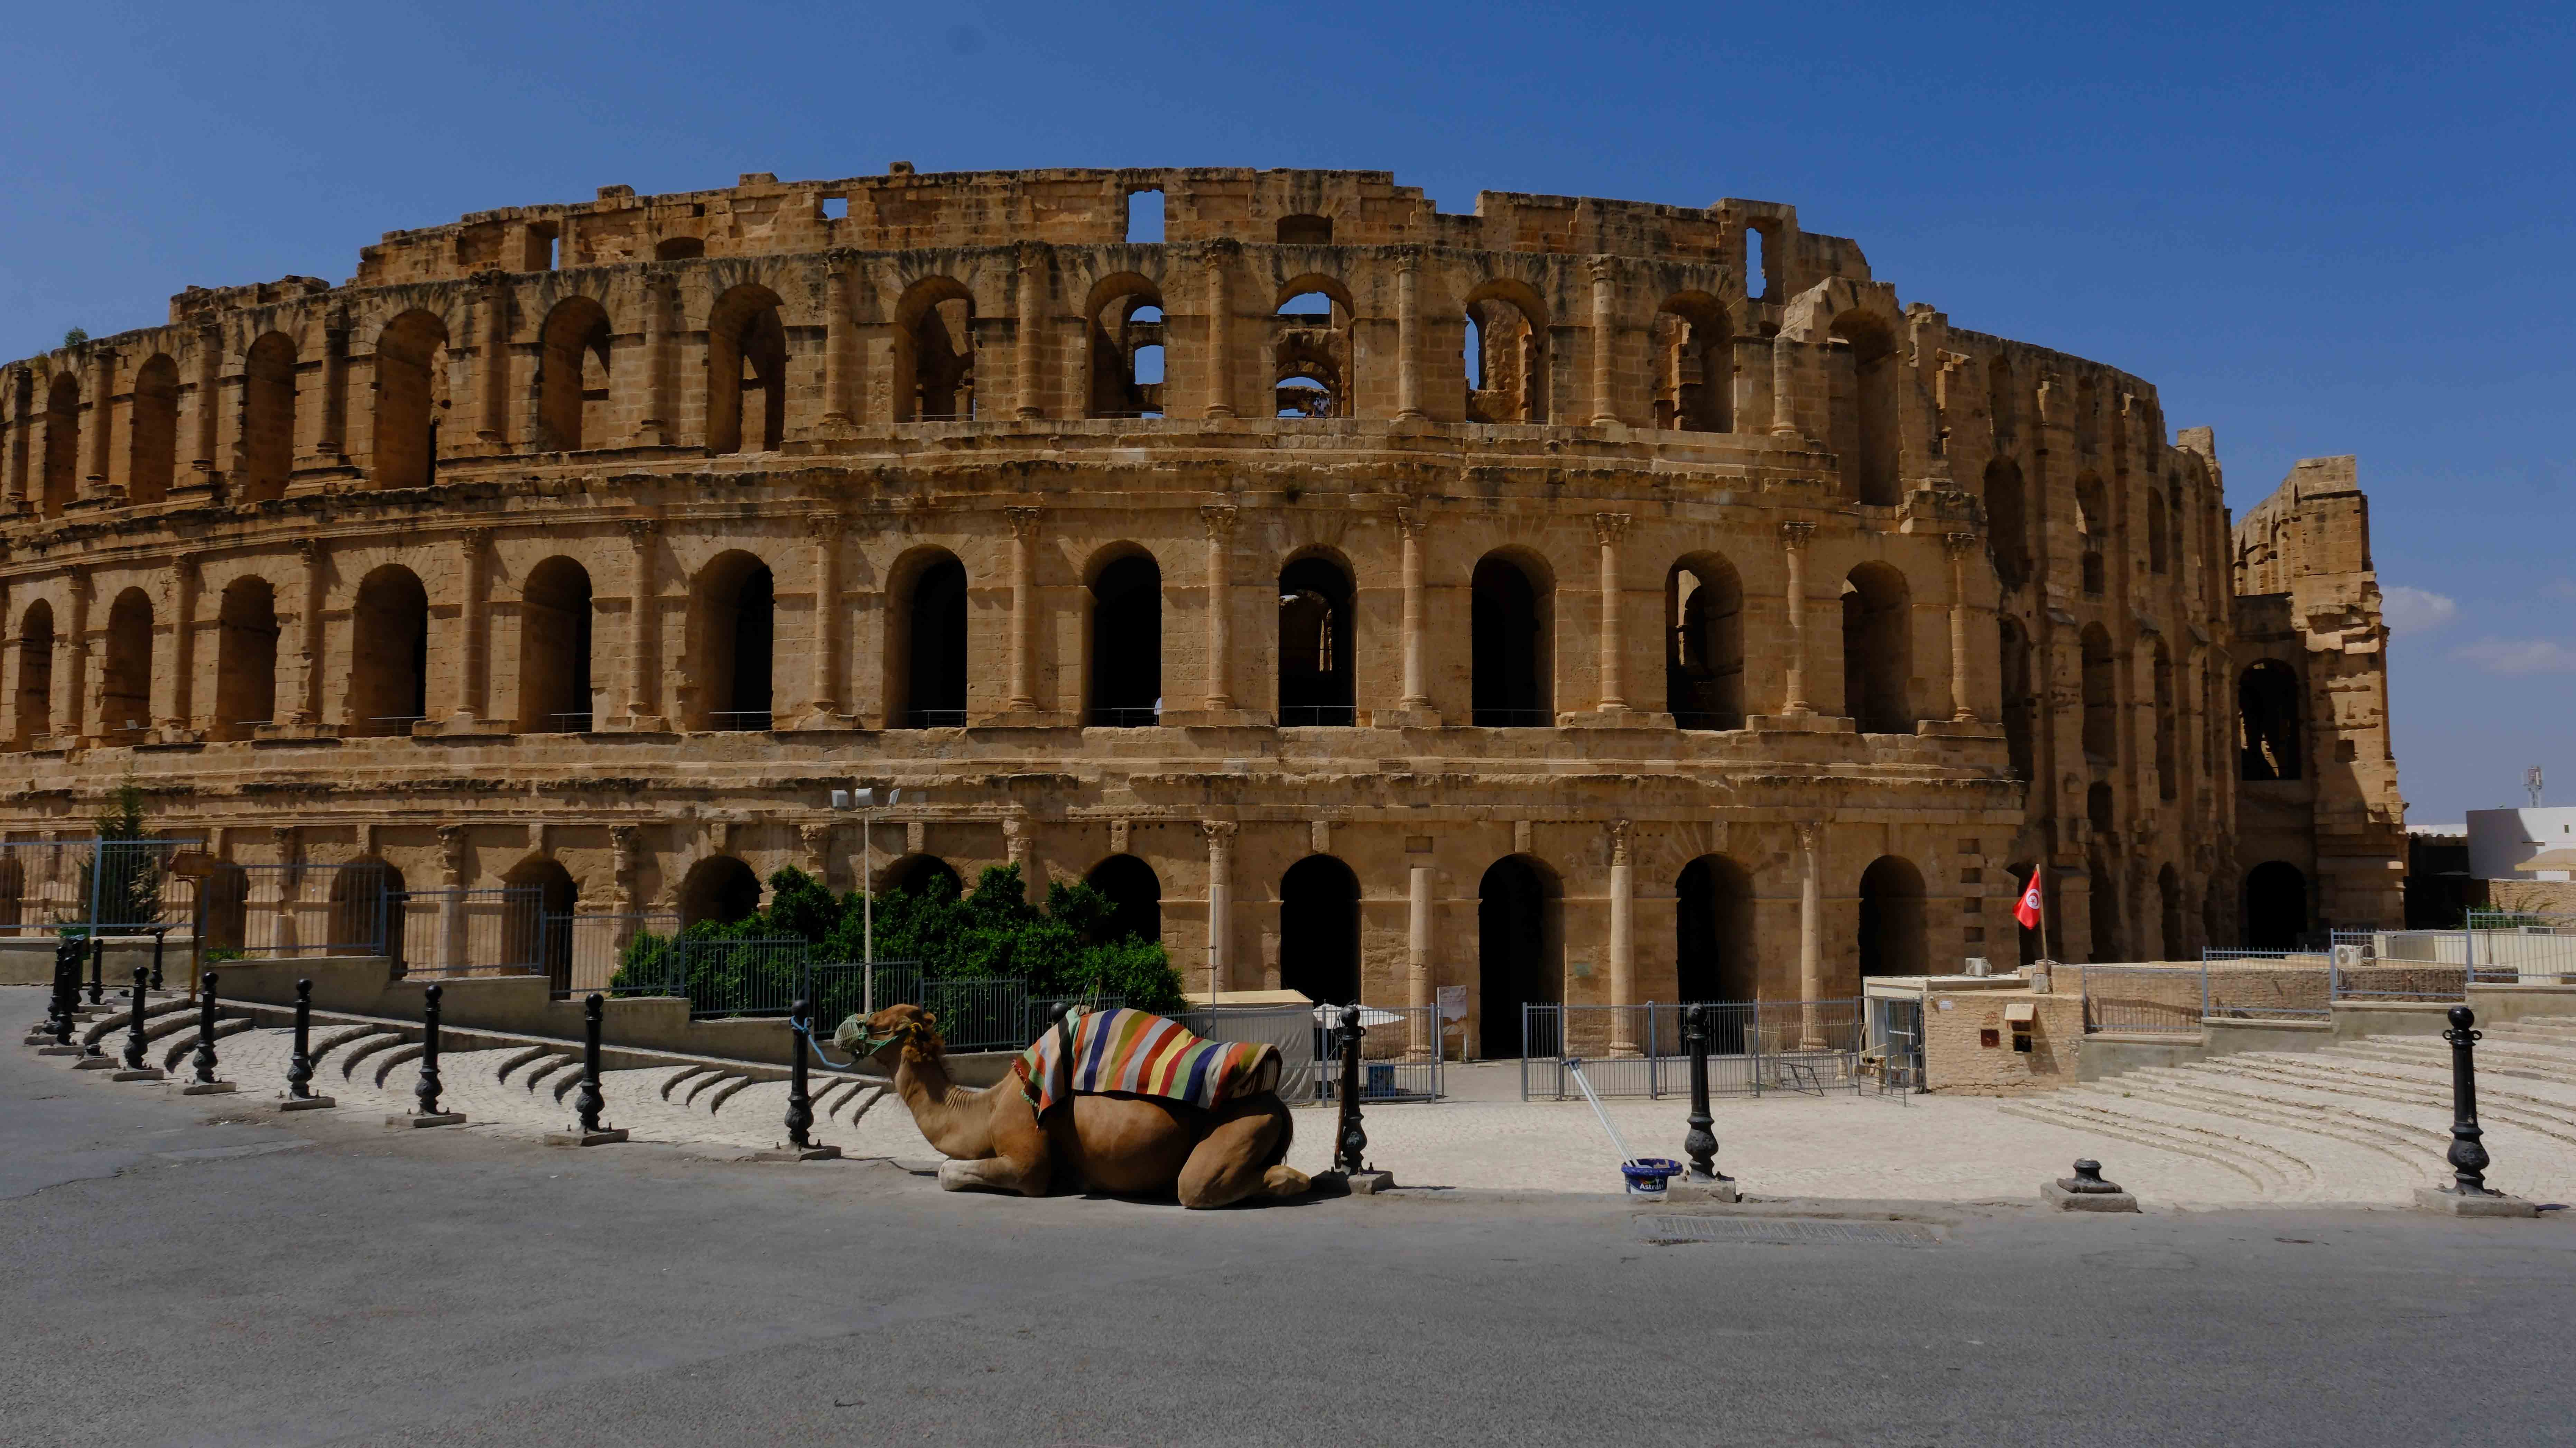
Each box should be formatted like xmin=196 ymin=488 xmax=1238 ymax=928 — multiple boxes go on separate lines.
xmin=2087 ymin=853 xmax=2122 ymax=962
xmin=1743 ymin=221 xmax=1777 ymax=302
xmin=1981 ymin=457 xmax=2028 ymax=590
xmin=13 ymin=600 xmax=54 ymax=746
xmin=1840 ymin=562 xmax=1912 ymax=734
xmin=1085 ymin=854 xmax=1161 ymax=947
xmin=100 ymin=587 xmax=154 ymax=741
xmin=2076 ymin=473 xmax=2110 ymax=596
xmin=677 ymin=856 xmax=761 ymax=929
xmin=1652 ymin=294 xmax=1731 ymax=433
xmin=1675 ymin=854 xmax=1756 ymax=1020
xmin=887 ymin=549 xmax=967 ymax=728
xmin=1477 ymin=855 xmax=1559 ymax=1057
xmin=2088 ymin=781 xmax=2116 ymax=840
xmin=1665 ymin=555 xmax=1744 ymax=730
xmin=1276 ymin=214 xmax=1331 ymax=245
xmin=2152 ymin=642 xmax=2177 ymax=801
xmin=1277 ymin=554 xmax=1354 ymax=726
xmin=1472 ymin=553 xmax=1550 ymax=727
xmin=518 ymin=556 xmax=594 ymax=733
xmin=214 ymin=577 xmax=278 ymax=741
xmin=536 ymin=296 xmax=613 ymax=451
xmin=1279 ymin=855 xmax=1361 ymax=1005
xmin=1827 ymin=312 xmax=1899 ymax=505
xmin=1463 ymin=282 xmax=1546 ymax=424
xmin=879 ymin=853 xmax=961 ymax=901
xmin=1087 ymin=551 xmax=1161 ymax=727
xmin=373 ymin=311 xmax=449 ymax=490
xmin=350 ymin=565 xmax=429 ymax=736
xmin=1084 ymin=275 xmax=1165 ymax=419
xmin=40 ymin=375 xmax=77 ymax=517
xmin=653 ymin=236 xmax=704 ymax=261
xmin=893 ymin=277 xmax=975 ymax=422
xmin=706 ymin=284 xmax=787 ymax=453
xmin=128 ymin=354 xmax=179 ymax=504
xmin=504 ymin=856 xmax=580 ymax=992
xmin=2243 ymin=861 xmax=2308 ymax=953
xmin=331 ymin=859 xmax=405 ymax=972
xmin=692 ymin=551 xmax=773 ymax=731
xmin=1857 ymin=855 xmax=1926 ymax=979
xmin=2146 ymin=484 xmax=2170 ymax=575
xmin=2239 ymin=660 xmax=2301 ymax=781
xmin=1999 ymin=617 xmax=2035 ymax=779
xmin=1986 ymin=353 xmax=2015 ymax=445
xmin=1273 ymin=278 xmax=1351 ymax=418
xmin=2158 ymin=864 xmax=2184 ymax=961
xmin=2080 ymin=624 xmax=2116 ymax=761
xmin=239 ymin=332 xmax=298 ymax=503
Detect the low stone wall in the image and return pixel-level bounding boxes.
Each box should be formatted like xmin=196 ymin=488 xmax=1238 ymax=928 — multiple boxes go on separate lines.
xmin=1920 ymin=986 xmax=2084 ymax=1094
xmin=0 ymin=935 xmax=193 ymax=988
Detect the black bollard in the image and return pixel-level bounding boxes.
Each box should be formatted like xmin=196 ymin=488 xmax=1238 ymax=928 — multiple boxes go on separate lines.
xmin=1334 ymin=1004 xmax=1368 ymax=1176
xmin=44 ymin=938 xmax=78 ymax=1049
xmin=87 ymin=934 xmax=105 ymax=1006
xmin=286 ymin=979 xmax=316 ymax=1099
xmin=182 ymin=971 xmax=235 ymax=1094
xmin=2442 ymin=1006 xmax=2497 ymax=1197
xmin=784 ymin=995 xmax=816 ymax=1148
xmin=149 ymin=926 xmax=167 ymax=991
xmin=415 ymin=983 xmax=445 ymax=1117
xmin=1681 ymin=1005 xmax=1726 ymax=1184
xmin=575 ymin=994 xmax=607 ymax=1134
xmin=122 ymin=966 xmax=153 ymax=1072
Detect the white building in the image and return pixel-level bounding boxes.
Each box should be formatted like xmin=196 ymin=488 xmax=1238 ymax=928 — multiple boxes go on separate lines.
xmin=2466 ymin=808 xmax=2576 ymax=881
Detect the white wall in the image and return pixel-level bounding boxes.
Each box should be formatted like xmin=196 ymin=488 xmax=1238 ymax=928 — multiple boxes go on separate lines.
xmin=2466 ymin=807 xmax=2576 ymax=881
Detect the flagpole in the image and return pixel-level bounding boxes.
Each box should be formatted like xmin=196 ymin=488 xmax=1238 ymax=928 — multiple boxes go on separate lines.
xmin=2040 ymin=869 xmax=2056 ymax=963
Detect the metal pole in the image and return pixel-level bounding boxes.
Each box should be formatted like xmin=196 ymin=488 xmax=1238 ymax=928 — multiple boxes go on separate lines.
xmin=87 ymin=933 xmax=105 ymax=1005
xmin=86 ymin=834 xmax=105 ymax=947
xmin=1334 ymin=1003 xmax=1367 ymax=1174
xmin=150 ymin=926 xmax=166 ymax=992
xmin=576 ymin=993 xmax=606 ymax=1134
xmin=785 ymin=996 xmax=815 ymax=1150
xmin=1682 ymin=1003 xmax=1723 ymax=1181
xmin=2443 ymin=1005 xmax=2496 ymax=1196
xmin=415 ymin=982 xmax=445 ymax=1117
xmin=286 ymin=978 xmax=316 ymax=1100
xmin=862 ymin=811 xmax=874 ymax=1015
xmin=47 ymin=938 xmax=77 ymax=1046
xmin=1646 ymin=1001 xmax=1659 ymax=1099
xmin=123 ymin=966 xmax=152 ymax=1071
xmin=191 ymin=971 xmax=221 ymax=1086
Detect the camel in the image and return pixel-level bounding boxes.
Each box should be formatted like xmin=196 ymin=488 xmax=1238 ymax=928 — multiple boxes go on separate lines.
xmin=839 ymin=1003 xmax=1312 ymax=1208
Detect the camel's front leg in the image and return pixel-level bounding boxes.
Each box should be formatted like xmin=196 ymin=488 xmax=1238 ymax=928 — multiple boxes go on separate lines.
xmin=936 ymin=1087 xmax=1053 ymax=1196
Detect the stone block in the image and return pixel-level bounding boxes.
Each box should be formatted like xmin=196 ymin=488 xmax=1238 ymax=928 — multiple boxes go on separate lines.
xmin=2413 ymin=1187 xmax=2540 ymax=1218
xmin=1346 ymin=1169 xmax=1395 ymax=1195
xmin=1666 ymin=1178 xmax=1741 ymax=1204
xmin=110 ymin=1068 xmax=166 ymax=1082
xmin=182 ymin=1081 xmax=239 ymax=1096
xmin=386 ymin=1111 xmax=465 ymax=1127
xmin=2042 ymin=1182 xmax=2140 ymax=1212
xmin=751 ymin=1144 xmax=841 ymax=1162
xmin=278 ymin=1095 xmax=337 ymax=1111
xmin=545 ymin=1127 xmax=630 ymax=1147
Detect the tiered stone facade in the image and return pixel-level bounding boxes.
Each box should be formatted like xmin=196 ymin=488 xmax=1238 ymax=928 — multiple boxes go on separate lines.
xmin=0 ymin=166 xmax=2399 ymax=1051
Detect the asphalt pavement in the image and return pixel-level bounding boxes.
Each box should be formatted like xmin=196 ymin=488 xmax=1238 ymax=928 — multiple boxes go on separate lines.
xmin=4 ymin=1010 xmax=2572 ymax=1447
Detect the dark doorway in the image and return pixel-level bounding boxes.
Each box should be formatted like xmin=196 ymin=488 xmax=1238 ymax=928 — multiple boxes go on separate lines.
xmin=1477 ymin=856 xmax=1559 ymax=1056
xmin=1472 ymin=555 xmax=1548 ymax=726
xmin=897 ymin=554 xmax=968 ymax=727
xmin=2239 ymin=661 xmax=2302 ymax=781
xmin=1857 ymin=855 xmax=1926 ymax=978
xmin=2244 ymin=861 xmax=2308 ymax=950
xmin=1088 ymin=553 xmax=1162 ymax=726
xmin=1675 ymin=855 xmax=1756 ymax=1053
xmin=1280 ymin=855 xmax=1361 ymax=1004
xmin=882 ymin=854 xmax=962 ymax=901
xmin=1277 ymin=555 xmax=1354 ymax=725
xmin=678 ymin=856 xmax=761 ymax=929
xmin=1085 ymin=854 xmax=1161 ymax=947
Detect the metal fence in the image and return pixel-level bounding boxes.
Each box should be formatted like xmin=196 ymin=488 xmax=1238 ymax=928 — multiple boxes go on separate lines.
xmin=1304 ymin=1004 xmax=1442 ymax=1104
xmin=200 ymin=861 xmax=394 ymax=960
xmin=1866 ymin=995 xmax=1925 ymax=1094
xmin=2364 ymin=918 xmax=2576 ymax=987
xmin=1519 ymin=999 xmax=1866 ymax=1100
xmin=2081 ymin=964 xmax=2211 ymax=1033
xmin=391 ymin=887 xmax=545 ymax=979
xmin=0 ymin=837 xmax=203 ymax=937
xmin=545 ymin=912 xmax=680 ymax=997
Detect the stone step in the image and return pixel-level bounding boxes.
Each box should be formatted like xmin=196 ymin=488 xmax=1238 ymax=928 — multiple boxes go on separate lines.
xmin=2202 ymin=1054 xmax=2576 ymax=1150
xmin=156 ymin=1017 xmax=256 ymax=1073
xmin=1997 ymin=1097 xmax=2283 ymax=1195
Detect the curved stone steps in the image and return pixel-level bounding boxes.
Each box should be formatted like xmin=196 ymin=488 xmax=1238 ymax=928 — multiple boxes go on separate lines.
xmin=680 ymin=1069 xmax=741 ymax=1110
xmin=2073 ymin=1078 xmax=2435 ymax=1176
xmin=702 ymin=1074 xmax=758 ymax=1114
xmin=495 ymin=1045 xmax=560 ymax=1085
xmin=659 ymin=1064 xmax=723 ymax=1103
xmin=156 ymin=1017 xmax=255 ymax=1072
xmin=2337 ymin=1037 xmax=2576 ymax=1082
xmin=80 ymin=995 xmax=194 ymax=1046
xmin=1997 ymin=1097 xmax=2286 ymax=1193
xmin=334 ymin=1031 xmax=408 ymax=1081
xmin=2210 ymin=1054 xmax=2576 ymax=1149
xmin=522 ymin=1055 xmax=576 ymax=1092
xmin=2041 ymin=1087 xmax=2383 ymax=1192
xmin=308 ymin=1025 xmax=383 ymax=1066
xmin=371 ymin=1042 xmax=426 ymax=1088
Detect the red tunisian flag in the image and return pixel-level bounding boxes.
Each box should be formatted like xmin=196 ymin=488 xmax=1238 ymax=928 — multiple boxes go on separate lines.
xmin=2014 ymin=866 xmax=2045 ymax=930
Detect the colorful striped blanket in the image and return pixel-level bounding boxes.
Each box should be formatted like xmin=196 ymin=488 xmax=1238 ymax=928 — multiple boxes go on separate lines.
xmin=1013 ymin=1007 xmax=1280 ymax=1115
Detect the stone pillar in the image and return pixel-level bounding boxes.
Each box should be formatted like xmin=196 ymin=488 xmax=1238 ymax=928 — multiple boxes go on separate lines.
xmin=1589 ymin=257 xmax=1619 ymax=427
xmin=1593 ymin=512 xmax=1629 ymax=712
xmin=85 ymin=348 xmax=115 ymax=490
xmin=290 ymin=538 xmax=323 ymax=726
xmin=1945 ymin=531 xmax=1978 ymax=722
xmin=1202 ymin=820 xmax=1236 ymax=994
xmin=638 ymin=273 xmax=673 ymax=446
xmin=1200 ymin=504 xmax=1236 ymax=711
xmin=166 ymin=556 xmax=198 ymax=735
xmin=622 ymin=518 xmax=659 ymax=726
xmin=1203 ymin=242 xmax=1235 ymax=420
xmin=1780 ymin=521 xmax=1814 ymax=715
xmin=455 ymin=527 xmax=491 ymax=724
xmin=1771 ymin=336 xmax=1802 ymax=439
xmin=1005 ymin=507 xmax=1041 ymax=713
xmin=610 ymin=824 xmax=644 ymax=924
xmin=821 ymin=265 xmax=854 ymax=427
xmin=804 ymin=512 xmax=843 ymax=723
xmin=1399 ymin=506 xmax=1429 ymax=711
xmin=1396 ymin=252 xmax=1424 ymax=421
xmin=1608 ymin=820 xmax=1638 ymax=1054
xmin=1796 ymin=821 xmax=1824 ymax=1048
xmin=1003 ymin=815 xmax=1032 ymax=890
xmin=1408 ymin=863 xmax=1434 ymax=1057
xmin=476 ymin=277 xmax=510 ymax=446
xmin=190 ymin=325 xmax=222 ymax=479
xmin=1013 ymin=245 xmax=1044 ymax=420
xmin=56 ymin=569 xmax=89 ymax=743
xmin=436 ymin=824 xmax=467 ymax=974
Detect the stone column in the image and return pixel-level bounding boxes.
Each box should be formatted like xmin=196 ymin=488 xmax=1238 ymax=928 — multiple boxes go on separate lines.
xmin=455 ymin=527 xmax=491 ymax=725
xmin=436 ymin=824 xmax=468 ymax=974
xmin=1004 ymin=815 xmax=1033 ymax=890
xmin=56 ymin=569 xmax=89 ymax=743
xmin=476 ymin=277 xmax=510 ymax=446
xmin=1945 ymin=531 xmax=1978 ymax=722
xmin=1607 ymin=820 xmax=1638 ymax=1055
xmin=1780 ymin=521 xmax=1814 ymax=715
xmin=1203 ymin=242 xmax=1235 ymax=420
xmin=1202 ymin=820 xmax=1236 ymax=994
xmin=1399 ymin=505 xmax=1429 ymax=711
xmin=166 ymin=555 xmax=198 ymax=735
xmin=1593 ymin=512 xmax=1629 ymax=712
xmin=85 ymin=348 xmax=115 ymax=490
xmin=821 ymin=264 xmax=854 ymax=427
xmin=1771 ymin=336 xmax=1802 ymax=439
xmin=610 ymin=824 xmax=644 ymax=927
xmin=290 ymin=538 xmax=323 ymax=726
xmin=1395 ymin=252 xmax=1424 ymax=421
xmin=622 ymin=518 xmax=659 ymax=726
xmin=1005 ymin=507 xmax=1041 ymax=713
xmin=1796 ymin=821 xmax=1824 ymax=1048
xmin=637 ymin=273 xmax=673 ymax=446
xmin=1013 ymin=245 xmax=1044 ymax=420
xmin=317 ymin=313 xmax=350 ymax=462
xmin=1589 ymin=257 xmax=1619 ymax=427
xmin=190 ymin=325 xmax=221 ymax=478
xmin=1200 ymin=504 xmax=1236 ymax=712
xmin=804 ymin=512 xmax=843 ymax=723
xmin=1408 ymin=863 xmax=1434 ymax=1058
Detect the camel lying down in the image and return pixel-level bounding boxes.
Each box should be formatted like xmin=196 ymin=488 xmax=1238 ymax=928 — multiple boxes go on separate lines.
xmin=838 ymin=1003 xmax=1313 ymax=1208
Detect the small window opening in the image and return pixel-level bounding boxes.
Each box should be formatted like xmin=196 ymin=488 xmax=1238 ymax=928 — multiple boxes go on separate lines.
xmin=1744 ymin=225 xmax=1770 ymax=301
xmin=820 ymin=195 xmax=848 ymax=220
xmin=2012 ymin=1025 xmax=2034 ymax=1054
xmin=525 ymin=222 xmax=561 ymax=272
xmin=1125 ymin=189 xmax=1164 ymax=244
xmin=1980 ymin=1028 xmax=2001 ymax=1049
xmin=655 ymin=236 xmax=705 ymax=262
xmin=1277 ymin=214 xmax=1331 ymax=245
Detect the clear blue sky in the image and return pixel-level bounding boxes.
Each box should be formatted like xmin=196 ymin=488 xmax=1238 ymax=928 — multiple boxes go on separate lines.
xmin=3 ymin=2 xmax=2568 ymax=820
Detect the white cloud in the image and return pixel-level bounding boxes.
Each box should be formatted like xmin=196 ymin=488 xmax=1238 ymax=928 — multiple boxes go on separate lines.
xmin=2382 ymin=585 xmax=2458 ymax=634
xmin=2453 ymin=638 xmax=2576 ymax=675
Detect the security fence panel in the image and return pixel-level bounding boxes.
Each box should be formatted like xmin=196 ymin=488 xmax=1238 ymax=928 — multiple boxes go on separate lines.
xmin=1522 ymin=1000 xmax=1863 ymax=1100
xmin=2081 ymin=964 xmax=2208 ymax=1034
xmin=916 ymin=977 xmax=1031 ymax=1052
xmin=547 ymin=912 xmax=679 ymax=998
xmin=1175 ymin=1004 xmax=1323 ymax=1104
xmin=1308 ymin=1003 xmax=1441 ymax=1104
xmin=0 ymin=837 xmax=203 ymax=938
xmin=1867 ymin=996 xmax=1926 ymax=1093
xmin=201 ymin=861 xmax=390 ymax=960
xmin=394 ymin=887 xmax=545 ymax=978
xmin=2197 ymin=949 xmax=2334 ymax=1019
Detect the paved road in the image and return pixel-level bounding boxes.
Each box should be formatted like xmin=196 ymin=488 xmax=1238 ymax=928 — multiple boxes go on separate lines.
xmin=3 ymin=1034 xmax=2571 ymax=1447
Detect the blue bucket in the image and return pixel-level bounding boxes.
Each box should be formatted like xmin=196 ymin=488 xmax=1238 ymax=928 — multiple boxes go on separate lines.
xmin=1621 ymin=1157 xmax=1683 ymax=1195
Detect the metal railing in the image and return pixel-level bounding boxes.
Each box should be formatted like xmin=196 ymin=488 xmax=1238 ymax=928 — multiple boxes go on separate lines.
xmin=901 ymin=708 xmax=968 ymax=728
xmin=0 ymin=836 xmax=203 ymax=937
xmin=359 ymin=715 xmax=427 ymax=737
xmin=546 ymin=912 xmax=679 ymax=997
xmin=200 ymin=861 xmax=393 ymax=960
xmin=1304 ymin=1003 xmax=1442 ymax=1103
xmin=1473 ymin=707 xmax=1555 ymax=728
xmin=2081 ymin=964 xmax=2210 ymax=1034
xmin=392 ymin=887 xmax=545 ymax=978
xmin=1867 ymin=995 xmax=1925 ymax=1094
xmin=1087 ymin=706 xmax=1161 ymax=728
xmin=1520 ymin=999 xmax=1866 ymax=1100
xmin=706 ymin=709 xmax=774 ymax=732
xmin=1278 ymin=704 xmax=1356 ymax=727
xmin=543 ymin=712 xmax=594 ymax=733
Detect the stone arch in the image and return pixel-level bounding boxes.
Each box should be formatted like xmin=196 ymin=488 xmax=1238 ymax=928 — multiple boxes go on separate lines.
xmin=99 ymin=586 xmax=154 ymax=741
xmin=1652 ymin=291 xmax=1731 ymax=433
xmin=518 ymin=555 xmax=595 ymax=732
xmin=705 ymin=283 xmax=787 ymax=453
xmin=1084 ymin=853 xmax=1161 ymax=947
xmin=128 ymin=353 xmax=179 ymax=504
xmin=1277 ymin=549 xmax=1354 ymax=725
xmin=373 ymin=310 xmax=450 ymax=490
xmin=689 ymin=549 xmax=774 ymax=731
xmin=1083 ymin=272 xmax=1165 ymax=419
xmin=892 ymin=276 xmax=975 ymax=422
xmin=13 ymin=598 xmax=54 ymax=745
xmin=350 ymin=564 xmax=429 ymax=736
xmin=239 ymin=332 xmax=299 ymax=502
xmin=1273 ymin=274 xmax=1353 ymax=419
xmin=2239 ymin=659 xmax=2301 ymax=781
xmin=1086 ymin=546 xmax=1162 ymax=726
xmin=1829 ymin=310 xmax=1899 ymax=504
xmin=1279 ymin=854 xmax=1361 ymax=1005
xmin=886 ymin=545 xmax=968 ymax=728
xmin=1840 ymin=561 xmax=1912 ymax=734
xmin=879 ymin=853 xmax=961 ymax=900
xmin=1981 ymin=457 xmax=2029 ymax=590
xmin=1665 ymin=551 xmax=1744 ymax=730
xmin=1472 ymin=548 xmax=1553 ymax=727
xmin=535 ymin=295 xmax=613 ymax=451
xmin=503 ymin=854 xmax=580 ymax=991
xmin=1857 ymin=854 xmax=1926 ymax=979
xmin=677 ymin=855 xmax=761 ymax=929
xmin=1477 ymin=853 xmax=1560 ymax=1057
xmin=2081 ymin=623 xmax=2116 ymax=761
xmin=214 ymin=575 xmax=279 ymax=741
xmin=1674 ymin=854 xmax=1756 ymax=1011
xmin=1462 ymin=277 xmax=1548 ymax=424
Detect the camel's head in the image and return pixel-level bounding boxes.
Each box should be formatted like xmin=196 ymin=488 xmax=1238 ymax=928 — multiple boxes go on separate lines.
xmin=832 ymin=1003 xmax=943 ymax=1066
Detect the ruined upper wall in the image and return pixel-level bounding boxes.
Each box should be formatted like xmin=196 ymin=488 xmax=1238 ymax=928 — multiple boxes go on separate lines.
xmin=2233 ymin=454 xmax=2372 ymax=595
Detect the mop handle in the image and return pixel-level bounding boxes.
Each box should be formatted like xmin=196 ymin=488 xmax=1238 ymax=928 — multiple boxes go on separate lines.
xmin=1563 ymin=1057 xmax=1638 ymax=1163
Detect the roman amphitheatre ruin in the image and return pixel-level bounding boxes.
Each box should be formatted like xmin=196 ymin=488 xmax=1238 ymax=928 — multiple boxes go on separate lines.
xmin=0 ymin=165 xmax=2404 ymax=1053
